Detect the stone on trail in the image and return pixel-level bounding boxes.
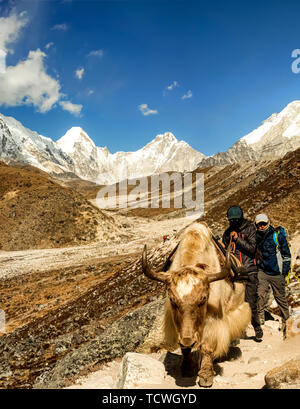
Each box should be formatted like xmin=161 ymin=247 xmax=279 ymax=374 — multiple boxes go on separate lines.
xmin=264 ymin=358 xmax=300 ymax=389
xmin=248 ymin=356 xmax=261 ymax=364
xmin=116 ymin=352 xmax=166 ymax=389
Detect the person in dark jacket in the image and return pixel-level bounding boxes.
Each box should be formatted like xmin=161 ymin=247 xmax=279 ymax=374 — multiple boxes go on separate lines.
xmin=255 ymin=213 xmax=291 ymax=339
xmin=223 ymin=205 xmax=263 ymax=341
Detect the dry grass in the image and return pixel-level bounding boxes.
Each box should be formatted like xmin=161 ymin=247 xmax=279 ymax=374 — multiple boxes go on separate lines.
xmin=0 ymin=161 xmax=118 ymax=250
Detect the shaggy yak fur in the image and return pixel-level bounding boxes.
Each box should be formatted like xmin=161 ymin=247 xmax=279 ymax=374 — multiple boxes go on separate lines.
xmin=142 ymin=221 xmax=251 ymax=387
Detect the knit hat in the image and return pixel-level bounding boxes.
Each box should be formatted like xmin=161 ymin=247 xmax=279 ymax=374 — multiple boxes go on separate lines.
xmin=227 ymin=205 xmax=243 ymax=220
xmin=255 ymin=213 xmax=269 ymax=224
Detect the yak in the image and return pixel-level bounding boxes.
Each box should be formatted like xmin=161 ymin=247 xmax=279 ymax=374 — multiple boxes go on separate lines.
xmin=142 ymin=221 xmax=251 ymax=387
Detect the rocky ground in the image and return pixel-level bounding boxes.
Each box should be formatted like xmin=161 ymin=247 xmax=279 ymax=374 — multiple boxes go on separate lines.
xmin=65 ymin=317 xmax=300 ymax=390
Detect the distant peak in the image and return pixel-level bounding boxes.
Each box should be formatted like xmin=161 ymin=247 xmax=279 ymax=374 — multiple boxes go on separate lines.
xmin=152 ymin=132 xmax=178 ymax=143
xmin=56 ymin=127 xmax=95 ymax=153
xmin=241 ymin=100 xmax=300 ymax=145
xmin=66 ymin=127 xmax=91 ymax=140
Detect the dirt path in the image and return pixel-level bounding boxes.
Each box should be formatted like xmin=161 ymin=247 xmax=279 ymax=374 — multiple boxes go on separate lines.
xmin=66 ymin=317 xmax=300 ymax=389
xmin=0 ymin=213 xmax=190 ymax=281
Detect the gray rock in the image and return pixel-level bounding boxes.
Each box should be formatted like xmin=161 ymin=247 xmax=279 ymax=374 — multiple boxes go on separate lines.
xmin=116 ymin=352 xmax=166 ymax=389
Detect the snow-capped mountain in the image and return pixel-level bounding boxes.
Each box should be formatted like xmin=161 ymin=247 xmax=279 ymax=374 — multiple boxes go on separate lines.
xmin=0 ymin=114 xmax=205 ymax=184
xmin=1 ymin=100 xmax=300 ymax=184
xmin=0 ymin=113 xmax=74 ymax=173
xmin=197 ymin=101 xmax=300 ymax=167
xmin=56 ymin=129 xmax=206 ymax=184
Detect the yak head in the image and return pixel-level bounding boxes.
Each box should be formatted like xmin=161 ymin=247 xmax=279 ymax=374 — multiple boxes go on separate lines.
xmin=142 ymin=245 xmax=231 ymax=350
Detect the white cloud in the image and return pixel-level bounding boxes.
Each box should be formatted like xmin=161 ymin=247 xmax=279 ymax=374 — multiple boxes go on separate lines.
xmin=166 ymin=80 xmax=179 ymax=91
xmin=182 ymin=90 xmax=193 ymax=100
xmin=0 ymin=49 xmax=6 ymax=74
xmin=0 ymin=49 xmax=82 ymax=116
xmin=51 ymin=23 xmax=68 ymax=31
xmin=59 ymin=100 xmax=82 ymax=116
xmin=45 ymin=42 xmax=54 ymax=50
xmin=0 ymin=12 xmax=81 ymax=116
xmin=138 ymin=104 xmax=158 ymax=116
xmin=0 ymin=49 xmax=61 ymax=113
xmin=87 ymin=89 xmax=94 ymax=95
xmin=0 ymin=10 xmax=28 ymax=53
xmin=87 ymin=49 xmax=103 ymax=57
xmin=75 ymin=67 xmax=84 ymax=79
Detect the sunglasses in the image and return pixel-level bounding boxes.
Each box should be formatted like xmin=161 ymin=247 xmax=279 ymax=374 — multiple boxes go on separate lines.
xmin=256 ymin=222 xmax=268 ymax=227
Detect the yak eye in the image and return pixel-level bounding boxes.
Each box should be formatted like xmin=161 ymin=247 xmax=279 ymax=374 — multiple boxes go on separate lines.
xmin=170 ymin=298 xmax=179 ymax=309
xmin=171 ymin=300 xmax=178 ymax=309
xmin=198 ymin=297 xmax=207 ymax=307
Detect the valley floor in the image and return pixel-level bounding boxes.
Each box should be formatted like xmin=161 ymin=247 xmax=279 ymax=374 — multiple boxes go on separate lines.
xmin=0 ymin=213 xmax=190 ymax=281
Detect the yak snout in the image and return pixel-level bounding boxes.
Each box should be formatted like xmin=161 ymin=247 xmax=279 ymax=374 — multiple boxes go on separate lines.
xmin=179 ymin=338 xmax=196 ymax=349
xmin=178 ymin=323 xmax=200 ymax=349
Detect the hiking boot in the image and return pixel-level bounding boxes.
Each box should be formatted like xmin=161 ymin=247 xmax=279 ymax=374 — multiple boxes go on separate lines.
xmin=254 ymin=327 xmax=263 ymax=342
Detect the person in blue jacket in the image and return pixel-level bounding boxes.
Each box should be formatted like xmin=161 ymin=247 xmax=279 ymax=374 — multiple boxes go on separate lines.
xmin=255 ymin=213 xmax=291 ymax=339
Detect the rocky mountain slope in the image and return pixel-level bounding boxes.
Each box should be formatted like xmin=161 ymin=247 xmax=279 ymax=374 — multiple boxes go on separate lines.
xmin=100 ymin=148 xmax=299 ymax=241
xmin=198 ymin=101 xmax=300 ymax=167
xmin=199 ymin=148 xmax=300 ymax=237
xmin=0 ymin=114 xmax=73 ymax=175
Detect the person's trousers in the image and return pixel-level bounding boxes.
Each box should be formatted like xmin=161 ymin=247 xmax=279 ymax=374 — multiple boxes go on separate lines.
xmin=257 ymin=269 xmax=290 ymax=323
xmin=245 ymin=272 xmax=261 ymax=330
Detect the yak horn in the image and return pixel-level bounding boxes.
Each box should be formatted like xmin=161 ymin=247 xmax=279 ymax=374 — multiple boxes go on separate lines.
xmin=142 ymin=245 xmax=171 ymax=283
xmin=207 ymin=245 xmax=232 ymax=283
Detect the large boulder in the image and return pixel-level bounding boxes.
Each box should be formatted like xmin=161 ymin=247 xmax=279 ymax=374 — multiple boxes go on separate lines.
xmin=264 ymin=358 xmax=300 ymax=388
xmin=116 ymin=353 xmax=166 ymax=389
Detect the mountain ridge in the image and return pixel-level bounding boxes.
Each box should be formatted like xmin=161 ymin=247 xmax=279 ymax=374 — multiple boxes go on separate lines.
xmin=0 ymin=114 xmax=205 ymax=184
xmin=197 ymin=100 xmax=300 ymax=167
xmin=1 ymin=100 xmax=300 ymax=183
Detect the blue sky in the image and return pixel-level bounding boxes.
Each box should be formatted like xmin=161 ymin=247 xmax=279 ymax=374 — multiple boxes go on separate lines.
xmin=0 ymin=0 xmax=300 ymax=155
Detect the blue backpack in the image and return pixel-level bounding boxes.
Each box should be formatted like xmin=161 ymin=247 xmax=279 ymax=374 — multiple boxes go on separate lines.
xmin=273 ymin=226 xmax=294 ymax=284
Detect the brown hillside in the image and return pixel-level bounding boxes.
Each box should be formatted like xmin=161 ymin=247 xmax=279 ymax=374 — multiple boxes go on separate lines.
xmin=55 ymin=174 xmax=105 ymax=200
xmin=89 ymin=149 xmax=300 ymax=237
xmin=0 ymin=161 xmax=118 ymax=251
xmin=202 ymin=148 xmax=300 ymax=236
